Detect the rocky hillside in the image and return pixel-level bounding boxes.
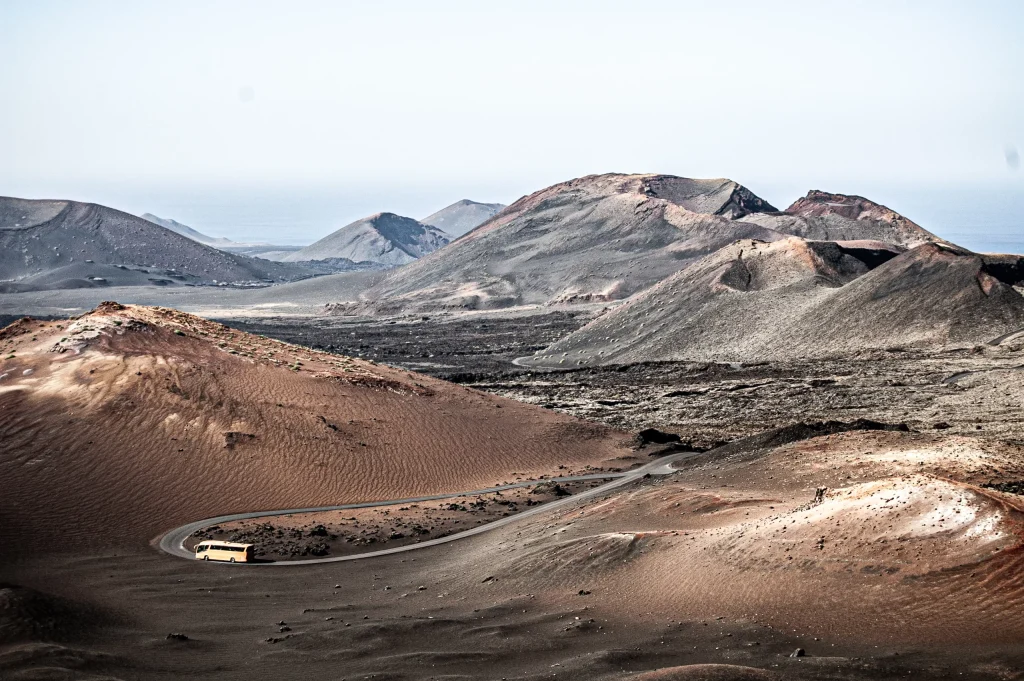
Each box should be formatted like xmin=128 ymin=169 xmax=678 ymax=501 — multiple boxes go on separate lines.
xmin=421 ymin=199 xmax=506 ymax=237
xmin=353 ymin=175 xmax=959 ymax=314
xmin=520 ymin=239 xmax=1024 ymax=366
xmin=0 ymin=197 xmax=312 ymax=291
xmin=739 ymin=190 xmax=944 ymax=248
xmin=357 ymin=174 xmax=786 ymax=313
xmin=283 ymin=212 xmax=450 ymax=267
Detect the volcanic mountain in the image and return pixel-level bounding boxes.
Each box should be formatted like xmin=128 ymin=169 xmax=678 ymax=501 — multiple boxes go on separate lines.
xmin=740 ymin=190 xmax=944 ymax=248
xmin=0 ymin=303 xmax=630 ymax=557
xmin=0 ymin=197 xmax=311 ymax=291
xmin=353 ymin=174 xmax=954 ymax=314
xmin=521 ymin=239 xmax=1024 ymax=366
xmin=420 ymin=199 xmax=506 ymax=237
xmin=283 ymin=212 xmax=451 ymax=266
xmin=357 ymin=174 xmax=786 ymax=313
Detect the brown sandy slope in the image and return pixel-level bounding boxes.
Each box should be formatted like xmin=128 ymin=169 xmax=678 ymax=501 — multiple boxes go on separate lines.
xmin=354 ymin=174 xmax=785 ymax=313
xmin=450 ymin=429 xmax=1024 ymax=647
xmin=523 ymin=240 xmax=1024 ymax=366
xmin=0 ymin=303 xmax=631 ymax=559
xmin=739 ymin=190 xmax=945 ymax=249
xmin=630 ymin=666 xmax=778 ymax=681
xmin=4 ymin=425 xmax=1021 ymax=681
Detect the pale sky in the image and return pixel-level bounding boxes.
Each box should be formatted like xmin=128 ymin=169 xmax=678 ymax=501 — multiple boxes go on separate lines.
xmin=1 ymin=0 xmax=1022 ymax=245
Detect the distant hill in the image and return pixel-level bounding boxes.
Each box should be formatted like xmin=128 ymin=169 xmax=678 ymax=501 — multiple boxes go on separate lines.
xmin=520 ymin=239 xmax=1024 ymax=366
xmin=283 ymin=212 xmax=451 ymax=266
xmin=0 ymin=197 xmax=313 ymax=291
xmin=141 ymin=213 xmax=304 ymax=261
xmin=421 ymin=199 xmax=506 ymax=237
xmin=140 ymin=213 xmax=238 ymax=248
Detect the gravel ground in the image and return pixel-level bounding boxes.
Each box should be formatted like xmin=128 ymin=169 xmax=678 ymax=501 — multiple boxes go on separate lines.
xmin=223 ymin=313 xmax=1024 ymax=450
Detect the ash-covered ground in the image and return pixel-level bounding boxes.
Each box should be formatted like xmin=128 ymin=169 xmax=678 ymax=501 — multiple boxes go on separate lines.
xmin=225 ymin=311 xmax=1024 ymax=450
xmin=226 ymin=309 xmax=594 ymax=376
xmin=187 ymin=478 xmax=610 ymax=560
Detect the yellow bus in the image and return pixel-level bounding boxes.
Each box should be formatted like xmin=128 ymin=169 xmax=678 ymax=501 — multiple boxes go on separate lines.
xmin=195 ymin=540 xmax=254 ymax=563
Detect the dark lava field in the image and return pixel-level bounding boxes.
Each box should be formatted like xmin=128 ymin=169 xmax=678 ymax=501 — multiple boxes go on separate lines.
xmin=223 ymin=312 xmax=1024 ymax=451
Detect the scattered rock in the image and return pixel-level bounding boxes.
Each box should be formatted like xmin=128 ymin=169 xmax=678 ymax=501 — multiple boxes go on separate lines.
xmin=636 ymin=428 xmax=682 ymax=446
xmin=531 ymin=482 xmax=570 ymax=497
xmin=983 ymin=481 xmax=1024 ymax=495
xmin=223 ymin=431 xmax=257 ymax=449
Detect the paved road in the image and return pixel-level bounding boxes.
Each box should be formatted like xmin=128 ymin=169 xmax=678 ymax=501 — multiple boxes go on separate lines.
xmin=158 ymin=451 xmax=695 ymax=566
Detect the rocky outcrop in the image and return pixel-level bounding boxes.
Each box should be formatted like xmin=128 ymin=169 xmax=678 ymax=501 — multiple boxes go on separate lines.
xmin=521 ymin=239 xmax=1024 ymax=366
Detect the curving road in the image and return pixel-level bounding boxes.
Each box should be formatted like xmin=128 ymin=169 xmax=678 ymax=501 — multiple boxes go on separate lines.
xmin=158 ymin=452 xmax=694 ymax=566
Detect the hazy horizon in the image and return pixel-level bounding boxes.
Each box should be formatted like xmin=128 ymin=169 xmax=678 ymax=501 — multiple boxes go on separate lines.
xmin=1 ymin=177 xmax=1021 ymax=254
xmin=2 ymin=1 xmax=1021 ymax=249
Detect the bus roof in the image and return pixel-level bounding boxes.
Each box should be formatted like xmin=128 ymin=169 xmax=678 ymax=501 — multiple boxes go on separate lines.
xmin=196 ymin=540 xmax=253 ymax=548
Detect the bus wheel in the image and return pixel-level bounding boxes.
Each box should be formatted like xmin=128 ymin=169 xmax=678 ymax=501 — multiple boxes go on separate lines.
xmin=202 ymin=556 xmax=209 ymax=561
xmin=230 ymin=558 xmax=236 ymax=563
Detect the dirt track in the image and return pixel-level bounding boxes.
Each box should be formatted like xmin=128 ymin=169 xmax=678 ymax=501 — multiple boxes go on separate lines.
xmin=159 ymin=455 xmax=688 ymax=564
